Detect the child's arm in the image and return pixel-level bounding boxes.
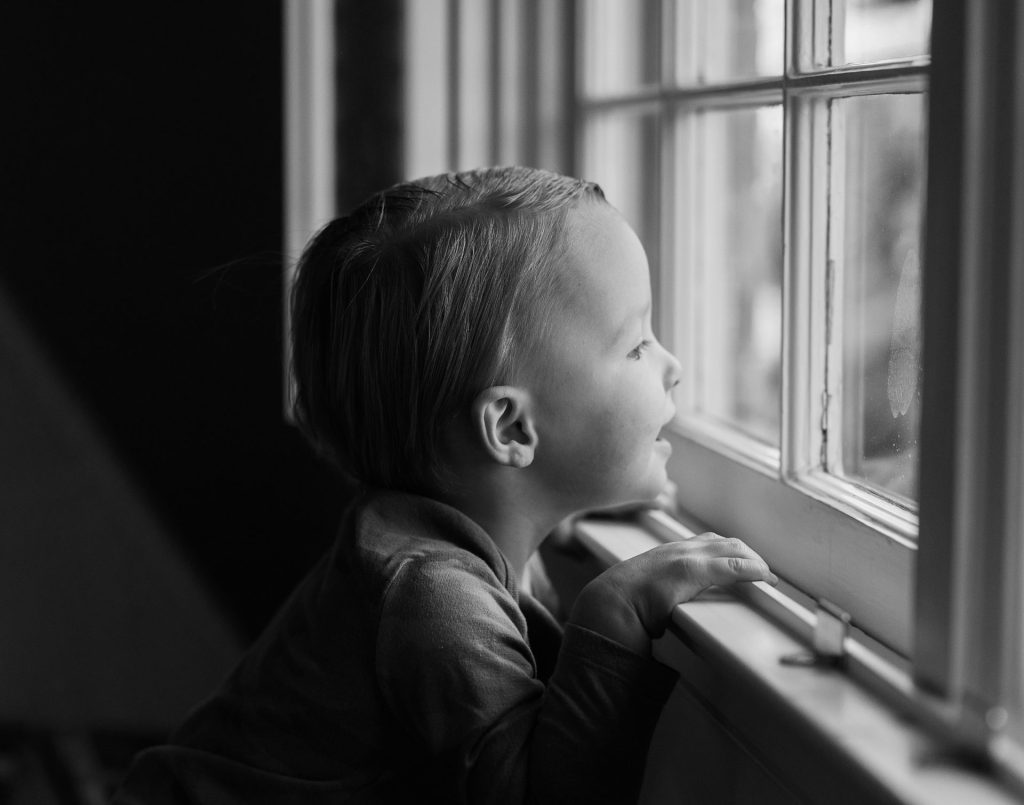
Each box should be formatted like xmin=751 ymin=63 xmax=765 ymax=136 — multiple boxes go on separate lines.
xmin=377 ymin=554 xmax=678 ymax=804
xmin=568 ymin=533 xmax=777 ymax=656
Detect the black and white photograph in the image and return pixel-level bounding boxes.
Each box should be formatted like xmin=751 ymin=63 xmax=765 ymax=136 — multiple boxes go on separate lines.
xmin=1 ymin=1 xmax=1022 ymax=803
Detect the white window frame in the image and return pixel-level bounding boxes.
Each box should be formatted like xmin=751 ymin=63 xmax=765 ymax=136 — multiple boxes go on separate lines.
xmin=913 ymin=0 xmax=1024 ymax=782
xmin=577 ymin=1 xmax=928 ymax=655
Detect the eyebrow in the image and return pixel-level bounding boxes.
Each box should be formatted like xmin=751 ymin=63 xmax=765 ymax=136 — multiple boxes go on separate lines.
xmin=612 ymin=299 xmax=651 ymax=345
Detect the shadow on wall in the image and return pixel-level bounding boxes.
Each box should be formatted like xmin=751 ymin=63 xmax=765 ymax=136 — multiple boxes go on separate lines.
xmin=0 ymin=283 xmax=242 ymax=733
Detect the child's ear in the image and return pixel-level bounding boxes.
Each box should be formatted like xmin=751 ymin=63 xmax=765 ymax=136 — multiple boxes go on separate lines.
xmin=471 ymin=386 xmax=538 ymax=468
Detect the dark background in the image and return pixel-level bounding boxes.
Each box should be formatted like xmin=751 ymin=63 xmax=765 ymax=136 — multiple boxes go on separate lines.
xmin=1 ymin=2 xmax=349 ymax=648
xmin=0 ymin=8 xmax=404 ymax=796
xmin=1 ymin=8 xmax=404 ymax=797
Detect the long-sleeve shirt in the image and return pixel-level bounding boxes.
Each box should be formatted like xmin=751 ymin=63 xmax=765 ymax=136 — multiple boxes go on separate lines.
xmin=114 ymin=487 xmax=678 ymax=804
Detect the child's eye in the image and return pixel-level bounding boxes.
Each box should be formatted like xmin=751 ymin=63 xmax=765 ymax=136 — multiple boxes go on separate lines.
xmin=627 ymin=339 xmax=652 ymax=360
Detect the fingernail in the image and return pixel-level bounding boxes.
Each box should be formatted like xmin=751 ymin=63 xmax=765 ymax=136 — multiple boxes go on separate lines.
xmin=769 ymin=573 xmax=779 ymax=586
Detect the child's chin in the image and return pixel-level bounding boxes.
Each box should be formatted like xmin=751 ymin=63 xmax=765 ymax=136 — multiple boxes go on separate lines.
xmin=598 ymin=480 xmax=666 ymax=514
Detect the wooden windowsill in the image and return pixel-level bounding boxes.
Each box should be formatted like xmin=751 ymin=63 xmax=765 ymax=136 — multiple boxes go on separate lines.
xmin=573 ymin=516 xmax=1021 ymax=805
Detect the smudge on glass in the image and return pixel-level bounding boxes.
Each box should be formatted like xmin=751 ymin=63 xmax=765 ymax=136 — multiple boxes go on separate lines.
xmin=887 ymin=248 xmax=921 ymax=418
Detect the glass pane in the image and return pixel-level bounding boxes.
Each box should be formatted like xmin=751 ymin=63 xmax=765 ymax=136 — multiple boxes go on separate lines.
xmin=840 ymin=0 xmax=932 ymax=66
xmin=580 ymin=109 xmax=660 ymax=271
xmin=685 ymin=106 xmax=783 ymax=445
xmin=835 ymin=93 xmax=927 ymax=503
xmin=580 ymin=0 xmax=661 ymax=97
xmin=672 ymin=0 xmax=784 ymax=83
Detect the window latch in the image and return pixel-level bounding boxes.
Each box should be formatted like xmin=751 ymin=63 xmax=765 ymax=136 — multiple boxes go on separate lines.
xmin=780 ymin=598 xmax=851 ymax=668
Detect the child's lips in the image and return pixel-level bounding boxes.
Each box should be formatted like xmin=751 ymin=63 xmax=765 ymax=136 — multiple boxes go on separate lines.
xmin=655 ymin=409 xmax=675 ymax=448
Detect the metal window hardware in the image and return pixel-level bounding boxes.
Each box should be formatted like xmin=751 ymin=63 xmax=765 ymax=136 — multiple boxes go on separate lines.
xmin=780 ymin=598 xmax=851 ymax=668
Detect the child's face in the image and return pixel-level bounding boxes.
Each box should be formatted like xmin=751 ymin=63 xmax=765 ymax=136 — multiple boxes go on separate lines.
xmin=526 ymin=202 xmax=682 ymax=512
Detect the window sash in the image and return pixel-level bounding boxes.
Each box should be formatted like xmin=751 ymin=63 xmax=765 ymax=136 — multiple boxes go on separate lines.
xmin=665 ymin=428 xmax=915 ymax=652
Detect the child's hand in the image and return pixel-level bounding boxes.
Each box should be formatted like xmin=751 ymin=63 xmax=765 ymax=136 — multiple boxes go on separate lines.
xmin=569 ymin=534 xmax=777 ymax=656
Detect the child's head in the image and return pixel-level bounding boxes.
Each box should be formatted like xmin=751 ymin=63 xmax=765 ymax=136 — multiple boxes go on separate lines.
xmin=290 ymin=166 xmax=608 ymax=496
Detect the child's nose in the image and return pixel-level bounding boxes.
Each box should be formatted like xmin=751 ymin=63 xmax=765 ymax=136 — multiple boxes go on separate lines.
xmin=663 ymin=347 xmax=682 ymax=391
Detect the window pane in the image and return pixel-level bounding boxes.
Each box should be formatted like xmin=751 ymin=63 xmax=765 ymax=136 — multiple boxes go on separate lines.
xmin=839 ymin=0 xmax=932 ymax=66
xmin=834 ymin=93 xmax=927 ymax=503
xmin=672 ymin=0 xmax=784 ymax=83
xmin=580 ymin=0 xmax=660 ymax=97
xmin=579 ymin=109 xmax=660 ymax=269
xmin=682 ymin=105 xmax=783 ymax=445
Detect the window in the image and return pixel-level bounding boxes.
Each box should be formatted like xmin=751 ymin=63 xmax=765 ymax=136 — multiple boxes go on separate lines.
xmin=317 ymin=0 xmax=1024 ymax=786
xmin=579 ymin=0 xmax=928 ymax=655
xmin=574 ymin=0 xmax=1024 ymax=783
xmin=403 ymin=0 xmax=575 ymax=180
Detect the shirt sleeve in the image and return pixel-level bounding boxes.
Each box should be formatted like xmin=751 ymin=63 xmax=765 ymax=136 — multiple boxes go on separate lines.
xmin=376 ymin=555 xmax=678 ymax=805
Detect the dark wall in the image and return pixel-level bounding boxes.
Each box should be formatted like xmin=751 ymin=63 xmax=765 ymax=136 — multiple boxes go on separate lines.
xmin=2 ymin=2 xmax=346 ymax=638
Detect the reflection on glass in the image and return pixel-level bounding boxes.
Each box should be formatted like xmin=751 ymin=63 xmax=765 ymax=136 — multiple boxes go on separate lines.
xmin=688 ymin=106 xmax=783 ymax=445
xmin=676 ymin=0 xmax=784 ymax=83
xmin=835 ymin=93 xmax=927 ymax=503
xmin=580 ymin=109 xmax=660 ymax=270
xmin=580 ymin=0 xmax=661 ymax=97
xmin=841 ymin=0 xmax=932 ymax=65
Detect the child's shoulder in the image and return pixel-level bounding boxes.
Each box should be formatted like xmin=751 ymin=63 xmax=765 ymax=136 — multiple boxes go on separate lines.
xmin=348 ymin=487 xmax=517 ymax=600
xmin=345 ymin=488 xmax=529 ymax=647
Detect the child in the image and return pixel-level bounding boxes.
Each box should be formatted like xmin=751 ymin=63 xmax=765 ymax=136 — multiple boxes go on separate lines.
xmin=115 ymin=167 xmax=776 ymax=804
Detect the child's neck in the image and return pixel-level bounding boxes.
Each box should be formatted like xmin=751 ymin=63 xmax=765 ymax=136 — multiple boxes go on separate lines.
xmin=438 ymin=475 xmax=561 ymax=581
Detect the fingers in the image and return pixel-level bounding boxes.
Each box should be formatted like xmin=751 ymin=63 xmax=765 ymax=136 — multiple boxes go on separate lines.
xmin=703 ymin=555 xmax=778 ymax=587
xmin=655 ymin=536 xmax=778 ymax=586
xmin=702 ymin=538 xmax=777 ymax=584
xmin=602 ymin=536 xmax=779 ymax=641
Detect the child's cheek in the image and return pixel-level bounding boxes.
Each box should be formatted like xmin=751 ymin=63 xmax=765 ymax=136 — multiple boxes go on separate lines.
xmin=594 ymin=406 xmax=652 ymax=470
